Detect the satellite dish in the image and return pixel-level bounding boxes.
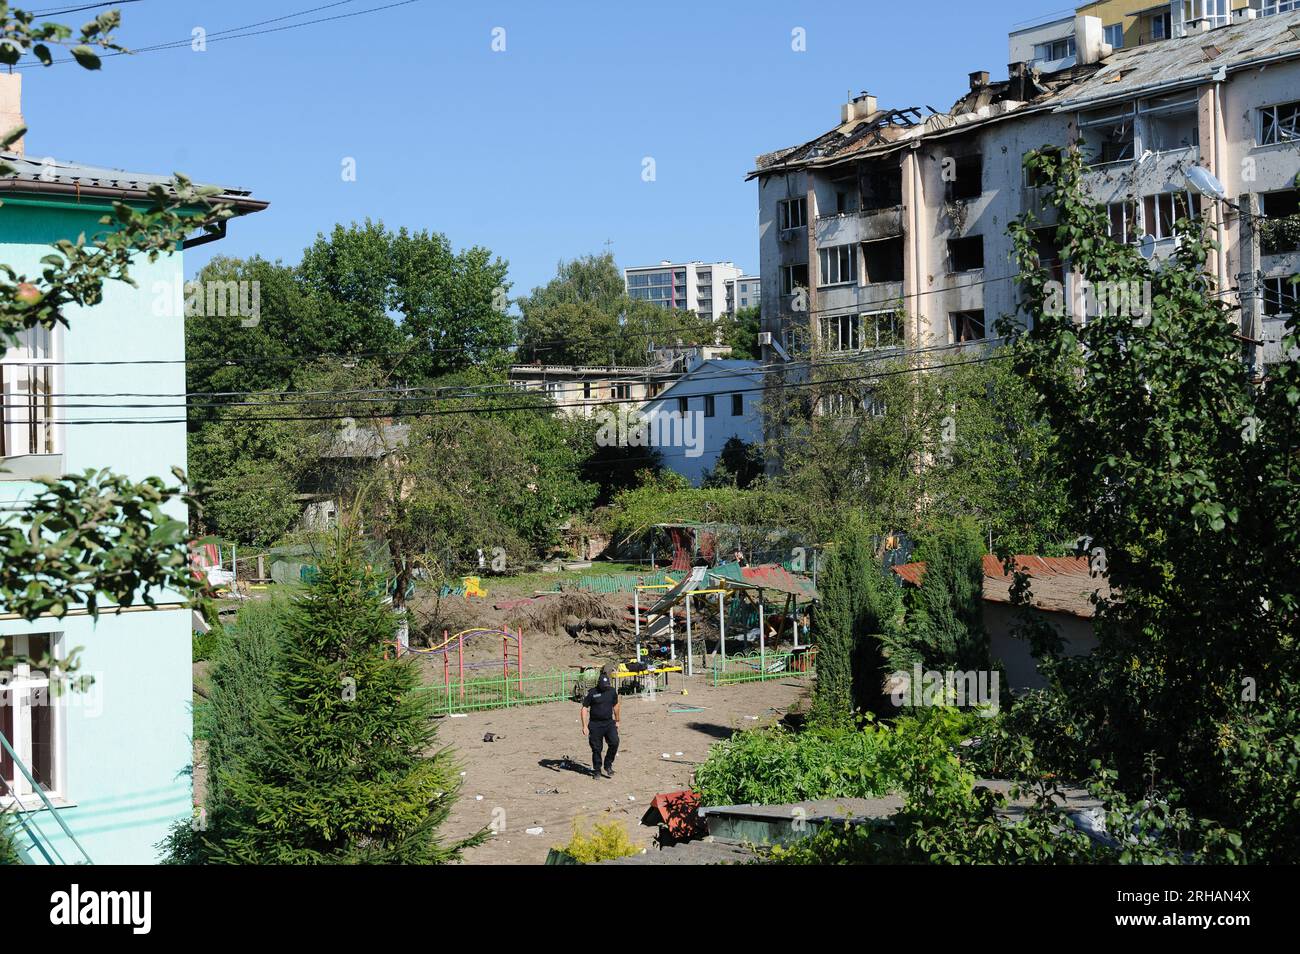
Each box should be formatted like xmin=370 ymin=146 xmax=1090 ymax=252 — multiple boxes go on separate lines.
xmin=1185 ymin=165 xmax=1227 ymax=201
xmin=1139 ymin=234 xmax=1157 ymax=261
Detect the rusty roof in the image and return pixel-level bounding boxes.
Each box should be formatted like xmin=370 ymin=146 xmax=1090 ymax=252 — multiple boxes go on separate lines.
xmin=892 ymin=554 xmax=1109 ymax=618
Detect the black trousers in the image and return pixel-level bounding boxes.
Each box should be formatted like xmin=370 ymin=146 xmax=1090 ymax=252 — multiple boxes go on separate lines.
xmin=588 ymin=719 xmax=619 ymax=774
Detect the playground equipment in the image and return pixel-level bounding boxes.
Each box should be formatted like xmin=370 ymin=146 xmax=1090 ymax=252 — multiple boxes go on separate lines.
xmin=403 ymin=627 xmax=524 ymax=700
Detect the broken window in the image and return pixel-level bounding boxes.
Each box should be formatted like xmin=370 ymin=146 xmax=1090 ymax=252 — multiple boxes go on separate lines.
xmin=778 ymin=196 xmax=808 ymax=231
xmin=950 ymin=310 xmax=986 ymax=343
xmin=1081 ymin=105 xmax=1135 ymax=165
xmin=1262 ymin=275 xmax=1299 ymax=316
xmin=863 ymin=310 xmax=904 ymax=349
xmin=780 ymin=263 xmax=809 ymax=295
xmin=1107 ymin=200 xmax=1140 ymax=243
xmin=1032 ymin=226 xmax=1066 ymax=284
xmin=946 ymin=154 xmax=983 ymax=202
xmin=1143 ymin=190 xmax=1199 ymax=241
xmin=862 ymin=236 xmax=905 ymax=284
xmin=827 ymin=174 xmax=859 ymax=215
xmin=818 ymin=244 xmax=857 ymax=286
xmin=948 ymin=235 xmax=985 ymax=272
xmin=826 ymin=313 xmax=861 ymax=352
xmin=1142 ymin=94 xmax=1198 ymax=152
xmin=1260 ymin=100 xmax=1300 ymax=146
xmin=1260 ymin=189 xmax=1300 ymax=254
xmin=860 ymin=160 xmax=902 ymax=211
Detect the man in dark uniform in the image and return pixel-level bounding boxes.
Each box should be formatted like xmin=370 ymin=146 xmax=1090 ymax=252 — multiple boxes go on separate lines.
xmin=580 ymin=673 xmax=621 ymax=778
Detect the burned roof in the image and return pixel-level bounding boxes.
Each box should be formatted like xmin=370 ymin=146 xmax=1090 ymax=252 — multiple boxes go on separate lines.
xmin=0 ymin=152 xmax=267 ymax=213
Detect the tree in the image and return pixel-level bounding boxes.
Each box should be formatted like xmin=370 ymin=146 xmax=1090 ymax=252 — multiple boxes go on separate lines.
xmin=516 ymin=252 xmax=715 ymax=365
xmin=702 ymin=437 xmax=764 ymax=489
xmin=999 ymin=145 xmax=1300 ymax=860
xmin=889 ymin=518 xmax=988 ymax=672
xmin=720 ymin=305 xmax=761 ymax=359
xmin=207 ymin=540 xmax=481 ymax=863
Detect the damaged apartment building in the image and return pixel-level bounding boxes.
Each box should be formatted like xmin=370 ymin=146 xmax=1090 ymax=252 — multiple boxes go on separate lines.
xmin=751 ymin=3 xmax=1300 ymax=406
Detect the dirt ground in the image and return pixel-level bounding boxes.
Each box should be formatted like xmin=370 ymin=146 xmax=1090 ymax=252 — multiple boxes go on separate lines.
xmin=436 ymin=675 xmax=809 ymax=865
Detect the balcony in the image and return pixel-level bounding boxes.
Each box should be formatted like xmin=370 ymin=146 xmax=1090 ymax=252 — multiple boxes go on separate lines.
xmin=815 ymin=205 xmax=904 ymax=247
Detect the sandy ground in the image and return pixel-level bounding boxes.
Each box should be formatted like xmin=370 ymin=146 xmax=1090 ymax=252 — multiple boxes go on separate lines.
xmin=437 ymin=675 xmax=809 ymax=865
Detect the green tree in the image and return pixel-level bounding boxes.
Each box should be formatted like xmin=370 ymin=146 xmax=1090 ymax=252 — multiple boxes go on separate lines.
xmin=889 ymin=518 xmax=988 ymax=672
xmin=720 ymin=305 xmax=761 ymax=359
xmin=999 ymin=145 xmax=1300 ymax=860
xmin=702 ymin=436 xmax=764 ymax=489
xmin=208 ymin=541 xmax=481 ymax=864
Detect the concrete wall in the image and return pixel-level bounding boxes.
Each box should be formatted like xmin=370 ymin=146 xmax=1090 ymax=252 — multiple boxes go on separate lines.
xmin=985 ymin=602 xmax=1099 ymax=691
xmin=1 ymin=198 xmax=191 ymax=864
xmin=642 ymin=360 xmax=764 ymax=485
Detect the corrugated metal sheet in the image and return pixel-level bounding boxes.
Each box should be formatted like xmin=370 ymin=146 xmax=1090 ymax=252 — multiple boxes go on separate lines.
xmin=892 ymin=554 xmax=1109 ymax=618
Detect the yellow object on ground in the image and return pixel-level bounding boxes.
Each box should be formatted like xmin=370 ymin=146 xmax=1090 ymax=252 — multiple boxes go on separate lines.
xmin=462 ymin=576 xmax=487 ymax=598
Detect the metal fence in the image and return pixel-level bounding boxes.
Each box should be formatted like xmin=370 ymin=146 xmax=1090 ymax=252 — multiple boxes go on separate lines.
xmin=710 ymin=649 xmax=817 ymax=686
xmin=423 ymin=668 xmax=584 ymax=715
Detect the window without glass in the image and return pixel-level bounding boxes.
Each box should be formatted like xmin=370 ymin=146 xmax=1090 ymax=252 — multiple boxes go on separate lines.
xmin=863 ymin=310 xmax=903 ymax=349
xmin=1143 ymin=191 xmax=1199 ymax=241
xmin=1261 ymin=189 xmax=1300 ymax=254
xmin=818 ymin=244 xmax=857 ymax=286
xmin=946 ymin=154 xmax=983 ymax=202
xmin=948 ymin=235 xmax=985 ymax=272
xmin=1260 ymin=100 xmax=1300 ymax=146
xmin=1262 ymin=276 xmax=1298 ymax=316
xmin=677 ymin=396 xmax=689 ymax=415
xmin=1107 ymin=201 xmax=1140 ymax=243
xmin=780 ymin=263 xmax=809 ymax=295
xmin=703 ymin=394 xmax=716 ymax=417
xmin=1081 ymin=105 xmax=1135 ymax=164
xmin=1142 ymin=94 xmax=1198 ymax=152
xmin=826 ymin=313 xmax=861 ymax=352
xmin=862 ymin=236 xmax=904 ymax=284
xmin=778 ymin=196 xmax=807 ymax=231
xmin=950 ymin=310 xmax=986 ymax=343
xmin=730 ymin=393 xmax=743 ymax=416
xmin=860 ymin=161 xmax=903 ymax=211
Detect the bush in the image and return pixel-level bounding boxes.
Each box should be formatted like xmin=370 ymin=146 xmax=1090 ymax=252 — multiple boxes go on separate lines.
xmin=554 ymin=819 xmax=640 ymax=863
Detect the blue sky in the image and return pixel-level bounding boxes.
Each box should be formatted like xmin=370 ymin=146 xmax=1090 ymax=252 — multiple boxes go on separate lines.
xmin=18 ymin=0 xmax=1065 ymax=296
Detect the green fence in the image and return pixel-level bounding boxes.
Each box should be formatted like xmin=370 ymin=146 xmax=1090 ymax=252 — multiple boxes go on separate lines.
xmin=423 ymin=668 xmax=587 ymax=715
xmin=710 ymin=649 xmax=817 ymax=686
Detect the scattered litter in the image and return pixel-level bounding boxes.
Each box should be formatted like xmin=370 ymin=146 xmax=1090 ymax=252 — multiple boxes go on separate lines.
xmin=459 ymin=771 xmax=467 ymax=776
xmin=475 ymin=795 xmax=483 ymax=801
xmin=674 ymin=751 xmax=683 ymax=757
xmin=745 ymin=715 xmax=759 ymax=720
xmin=627 ymin=795 xmax=636 ymax=801
xmin=525 ymin=827 xmax=544 ymax=835
xmin=449 ymin=713 xmax=468 ymax=719
xmin=483 ymin=732 xmax=499 ymax=742
xmin=662 ymin=753 xmax=671 ymax=759
xmin=535 ymin=787 xmax=561 ymax=795
xmin=669 ymin=705 xmax=707 ymax=713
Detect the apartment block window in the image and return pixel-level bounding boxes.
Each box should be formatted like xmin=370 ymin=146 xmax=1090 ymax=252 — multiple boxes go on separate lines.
xmin=1034 ymin=36 xmax=1075 ymax=61
xmin=862 ymin=236 xmax=905 ymax=284
xmin=703 ymin=394 xmax=715 ymax=417
xmin=818 ymin=244 xmax=857 ymax=286
xmin=827 ymin=313 xmax=861 ymax=352
xmin=1260 ymin=100 xmax=1300 ymax=146
xmin=583 ymin=382 xmax=592 ymax=400
xmin=677 ymin=396 xmax=689 ymax=415
xmin=820 ymin=393 xmax=858 ymax=418
xmin=1142 ymin=94 xmax=1199 ymax=152
xmin=861 ymin=162 xmax=903 ymax=211
xmin=946 ymin=154 xmax=983 ymax=202
xmin=1 ymin=325 xmax=58 ymax=458
xmin=1262 ymin=276 xmax=1298 ymax=317
xmin=948 ymin=235 xmax=985 ymax=272
xmin=950 ymin=310 xmax=986 ymax=343
xmin=730 ymin=393 xmax=743 ymax=416
xmin=1143 ymin=191 xmax=1199 ymax=241
xmin=0 ymin=633 xmax=62 ymax=803
xmin=864 ymin=310 xmax=903 ymax=349
xmin=1149 ymin=10 xmax=1172 ymax=40
xmin=778 ymin=196 xmax=807 ymax=231
xmin=1081 ymin=105 xmax=1135 ymax=165
xmin=780 ymin=263 xmax=809 ymax=295
xmin=1104 ymin=23 xmax=1124 ymax=49
xmin=1107 ymin=201 xmax=1140 ymax=243
xmin=611 ymin=382 xmax=631 ymax=401
xmin=1261 ymin=189 xmax=1300 ymax=254
xmin=1262 ymin=0 xmax=1300 ymax=15
xmin=1187 ymin=0 xmax=1229 ymax=29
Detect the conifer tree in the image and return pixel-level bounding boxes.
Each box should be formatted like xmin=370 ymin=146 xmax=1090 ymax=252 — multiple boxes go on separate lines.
xmin=210 ymin=540 xmax=481 ymax=864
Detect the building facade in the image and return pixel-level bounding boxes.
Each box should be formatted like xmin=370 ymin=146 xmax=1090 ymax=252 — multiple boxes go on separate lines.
xmin=724 ymin=274 xmax=762 ymax=314
xmin=0 ymin=75 xmax=265 ymax=863
xmin=752 ymin=8 xmax=1300 ymax=393
xmin=624 ymin=260 xmax=745 ymax=322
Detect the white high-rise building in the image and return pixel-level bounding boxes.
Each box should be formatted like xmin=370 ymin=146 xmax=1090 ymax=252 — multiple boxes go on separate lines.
xmin=624 ymin=260 xmax=744 ymax=321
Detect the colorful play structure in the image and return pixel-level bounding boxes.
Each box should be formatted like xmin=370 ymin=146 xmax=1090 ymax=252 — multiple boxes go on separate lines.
xmin=403 ymin=627 xmax=525 ymax=694
xmin=634 ymin=562 xmax=819 ymax=679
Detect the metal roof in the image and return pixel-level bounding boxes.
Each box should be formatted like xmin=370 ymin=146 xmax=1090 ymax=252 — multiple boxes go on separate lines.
xmin=0 ymin=151 xmax=267 ymax=212
xmin=892 ymin=554 xmax=1110 ymax=618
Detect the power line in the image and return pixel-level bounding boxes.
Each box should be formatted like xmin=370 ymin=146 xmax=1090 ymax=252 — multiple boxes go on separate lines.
xmin=11 ymin=350 xmax=1013 ymax=424
xmin=26 ymin=1 xmax=141 ymax=17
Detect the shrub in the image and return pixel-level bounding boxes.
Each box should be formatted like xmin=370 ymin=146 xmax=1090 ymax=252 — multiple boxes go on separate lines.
xmin=554 ymin=819 xmax=640 ymax=863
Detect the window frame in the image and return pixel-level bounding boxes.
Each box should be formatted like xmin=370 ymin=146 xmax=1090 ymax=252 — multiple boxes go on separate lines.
xmin=0 ymin=632 xmax=67 ymax=808
xmin=703 ymin=394 xmax=716 ymax=418
xmin=817 ymin=243 xmax=858 ymax=287
xmin=730 ymin=393 xmax=743 ymax=416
